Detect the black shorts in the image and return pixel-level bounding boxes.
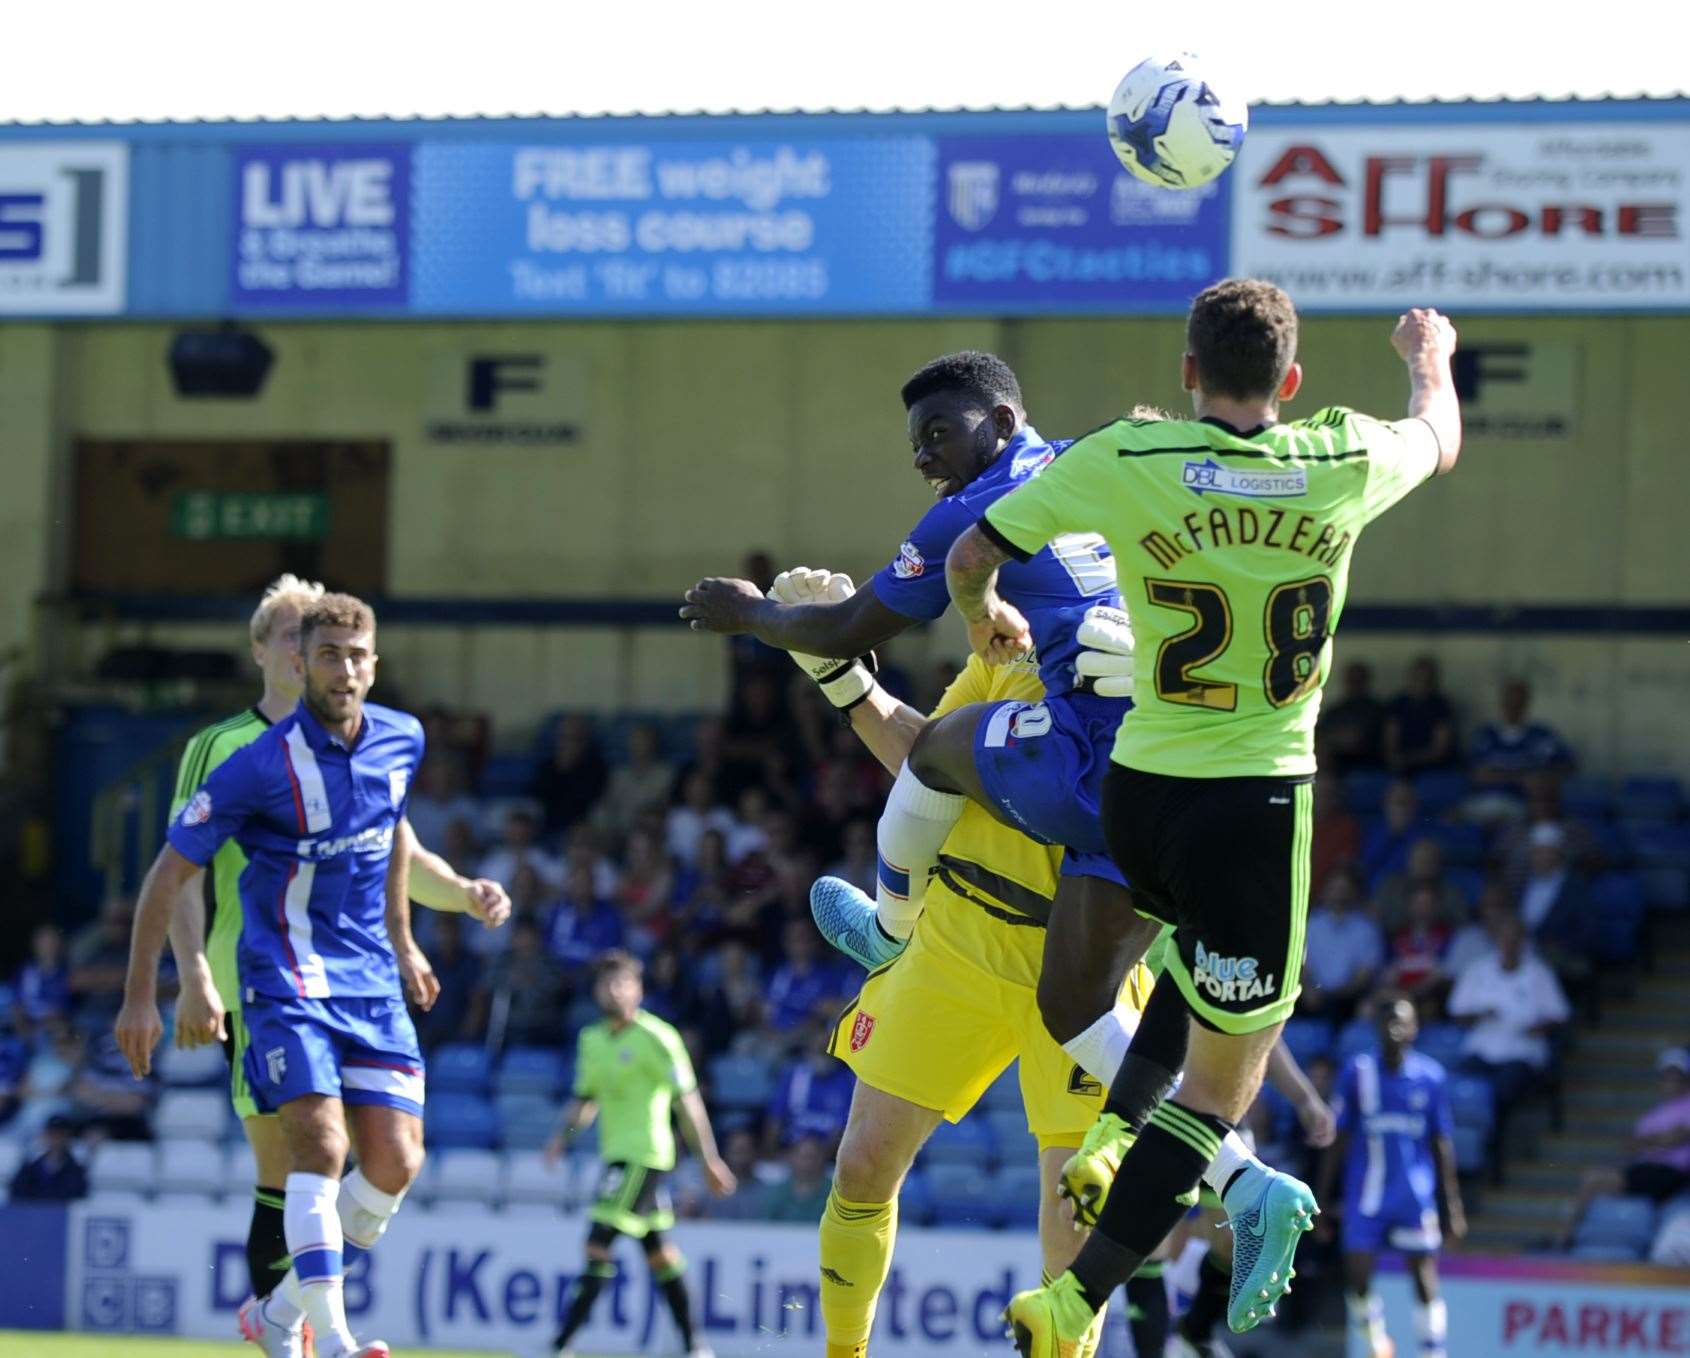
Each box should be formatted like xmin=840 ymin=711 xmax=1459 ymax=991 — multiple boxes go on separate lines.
xmin=1103 ymin=764 xmax=1312 ymax=1035
xmin=588 ymin=1161 xmax=675 ymax=1239
xmin=1623 ymin=1162 xmax=1690 ymax=1201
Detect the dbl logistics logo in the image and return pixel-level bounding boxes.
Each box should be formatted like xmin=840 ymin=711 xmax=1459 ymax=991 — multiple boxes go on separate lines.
xmin=0 ymin=143 xmax=127 ymax=314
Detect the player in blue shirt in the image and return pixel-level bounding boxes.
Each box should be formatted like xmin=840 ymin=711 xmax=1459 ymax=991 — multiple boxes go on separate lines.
xmin=115 ymin=595 xmax=433 ymax=1358
xmin=680 ymin=352 xmax=1161 ymax=1058
xmin=1320 ymin=994 xmax=1466 ymax=1358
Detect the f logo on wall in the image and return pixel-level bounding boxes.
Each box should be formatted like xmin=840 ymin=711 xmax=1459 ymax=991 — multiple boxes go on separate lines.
xmin=0 ymin=142 xmax=128 ymax=314
xmin=947 ymin=161 xmax=1000 ymax=232
xmin=424 ymin=349 xmax=587 ymax=447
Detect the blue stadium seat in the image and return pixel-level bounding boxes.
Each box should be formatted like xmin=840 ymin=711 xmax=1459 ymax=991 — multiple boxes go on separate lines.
xmin=1641 ymin=867 xmax=1690 ymax=911
xmin=1571 ymin=1242 xmax=1647 ymax=1262
xmin=1338 ymin=1018 xmax=1379 ymax=1062
xmin=994 ymin=1164 xmax=1043 ymax=1230
xmin=1416 ymin=1023 xmax=1465 ymax=1072
xmin=981 ymin=1068 xmax=1023 ymax=1113
xmin=1447 ymin=1075 xmax=1496 ymax=1135
xmin=1618 ymin=777 xmax=1685 ymax=823
xmin=1425 ymin=821 xmax=1487 ymax=865
xmin=1574 ymin=1195 xmax=1658 ymax=1256
xmin=1280 ymin=1017 xmax=1335 ymax=1067
xmin=1590 ymin=873 xmax=1648 ymax=962
xmin=496 ymin=1094 xmax=560 ymax=1151
xmin=898 ymin=1169 xmax=935 ymax=1227
xmin=1414 ymin=770 xmax=1470 ymax=818
xmin=925 ymin=1163 xmax=999 ymax=1228
xmin=985 ymin=1110 xmax=1038 ymax=1169
xmin=1446 ymin=866 xmax=1486 ymax=906
xmin=1451 ymin=1123 xmax=1488 ymax=1176
xmin=1561 ymin=777 xmax=1614 ymax=821
xmin=920 ymin=1117 xmax=994 ymax=1171
xmin=1583 ymin=819 xmax=1631 ymax=865
xmin=1626 ymin=824 xmax=1690 ymax=870
xmin=427 ymin=1093 xmax=501 ymax=1150
xmin=430 ymin=1042 xmax=493 ymax=1097
xmin=498 ymin=1046 xmax=570 ymax=1098
xmin=478 ymin=753 xmax=537 ymax=799
xmin=708 ymin=1054 xmax=774 ymax=1111
xmin=1344 ymin=770 xmax=1393 ymax=815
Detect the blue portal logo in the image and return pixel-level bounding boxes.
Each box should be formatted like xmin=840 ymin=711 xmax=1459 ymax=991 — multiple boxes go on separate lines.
xmin=1181 ymin=458 xmax=1307 ymax=499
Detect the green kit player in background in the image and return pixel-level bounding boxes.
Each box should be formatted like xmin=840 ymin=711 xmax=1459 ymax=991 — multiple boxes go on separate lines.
xmin=157 ymin=574 xmax=511 ymax=1342
xmin=945 ymin=281 xmax=1462 ymax=1357
xmin=545 ymin=949 xmax=737 ymax=1358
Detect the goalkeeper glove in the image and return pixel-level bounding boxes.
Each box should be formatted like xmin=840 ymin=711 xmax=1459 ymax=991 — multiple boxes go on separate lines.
xmin=767 ymin=566 xmax=878 ymax=710
xmin=1074 ymin=604 xmax=1135 ymax=698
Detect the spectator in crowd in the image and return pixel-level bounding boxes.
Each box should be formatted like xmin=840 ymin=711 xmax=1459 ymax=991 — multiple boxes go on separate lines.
xmin=1299 ymin=865 xmax=1385 ymax=1020
xmin=1360 ymin=781 xmax=1431 ymax=891
xmin=1310 ymin=771 xmax=1362 ymax=901
xmin=615 ymin=828 xmax=674 ymax=948
xmin=1559 ymin=1048 xmax=1690 ymax=1248
xmin=69 ymin=1032 xmax=154 ymax=1140
xmin=67 ymin=896 xmax=135 ymax=1024
xmin=723 ymin=670 xmax=801 ymax=783
xmin=467 ymin=915 xmax=568 ymax=1049
xmin=726 ymin=787 xmax=771 ymax=865
xmin=8 ymin=1115 xmax=88 ymax=1202
xmin=760 ymin=1135 xmax=834 ymax=1222
xmin=0 ymin=1009 xmax=27 ymax=1126
xmin=405 ymin=755 xmax=481 ymax=851
xmin=1444 ymin=883 xmax=1512 ymax=980
xmin=1495 ymin=775 xmax=1601 ymax=892
xmin=592 ymin=723 xmax=675 ymax=839
xmin=690 ymin=1126 xmax=770 ymax=1222
xmin=763 ymin=920 xmax=849 ymax=1037
xmin=1374 ymin=838 xmax=1467 ymax=934
xmin=530 ymin=714 xmax=610 ymax=836
xmin=800 ymin=760 xmax=861 ymax=864
xmin=1516 ymin=823 xmax=1597 ymax=1002
xmin=825 ymin=818 xmax=878 ymax=898
xmin=12 ymin=1019 xmax=82 ymax=1140
xmin=672 ymin=828 xmax=733 ymax=933
xmin=545 ymin=862 xmax=626 ymax=974
xmin=763 ymin=1021 xmax=855 ymax=1153
xmin=562 ymin=824 xmax=620 ymax=898
xmin=1385 ymin=655 xmax=1459 ymax=774
xmin=478 ymin=806 xmax=563 ymax=895
xmin=695 ymin=941 xmax=768 ymax=1055
xmin=1381 ymin=883 xmax=1454 ymax=1004
xmin=1319 ymin=660 xmax=1388 ymax=774
xmin=666 ymin=770 xmax=736 ymax=868
xmin=13 ymin=924 xmax=70 ymax=1030
xmin=411 ymin=913 xmax=482 ymax=1051
xmin=1447 ymin=911 xmax=1570 ymax=1112
xmin=1469 ymin=679 xmax=1574 ymax=801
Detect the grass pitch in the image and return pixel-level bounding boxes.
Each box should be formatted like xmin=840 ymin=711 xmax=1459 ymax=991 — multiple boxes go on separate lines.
xmin=0 ymin=1336 xmax=530 ymax=1358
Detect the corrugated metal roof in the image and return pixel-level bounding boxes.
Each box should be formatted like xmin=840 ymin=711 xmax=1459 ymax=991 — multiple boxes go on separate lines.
xmin=3 ymin=92 xmax=1688 ymax=132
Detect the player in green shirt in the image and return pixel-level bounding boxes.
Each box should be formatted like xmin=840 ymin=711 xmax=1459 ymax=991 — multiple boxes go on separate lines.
xmin=545 ymin=949 xmax=736 ymax=1358
xmin=152 ymin=574 xmax=511 ymax=1348
xmin=946 ymin=282 xmax=1461 ymax=1355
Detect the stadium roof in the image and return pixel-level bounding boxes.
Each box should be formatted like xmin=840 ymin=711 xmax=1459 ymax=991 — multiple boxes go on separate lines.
xmin=3 ymin=92 xmax=1688 ymax=131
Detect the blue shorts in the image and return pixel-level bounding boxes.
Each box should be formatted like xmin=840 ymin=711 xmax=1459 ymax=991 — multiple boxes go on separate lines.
xmin=972 ymin=690 xmax=1129 ymax=886
xmin=1341 ymin=1195 xmax=1442 ymax=1255
xmin=243 ymin=992 xmax=426 ymax=1119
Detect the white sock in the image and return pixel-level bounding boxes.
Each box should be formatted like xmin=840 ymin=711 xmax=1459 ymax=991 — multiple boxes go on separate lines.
xmin=874 ymin=764 xmax=964 ymax=940
xmin=1201 ymin=1130 xmax=1265 ymax=1199
xmin=284 ymin=1171 xmax=356 ymax=1351
xmin=261 ymin=1278 xmax=304 ymax=1331
xmin=1416 ymin=1297 xmax=1448 ymax=1354
xmin=1061 ymin=1003 xmax=1141 ymax=1086
xmin=1348 ymin=1292 xmax=1389 ymax=1350
xmin=338 ymin=1166 xmax=405 ymax=1256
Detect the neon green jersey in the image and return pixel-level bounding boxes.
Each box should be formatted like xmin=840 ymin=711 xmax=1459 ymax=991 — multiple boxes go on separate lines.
xmin=171 ymin=708 xmax=272 ymax=1014
xmin=985 ymin=409 xmax=1438 ymax=778
xmin=574 ymin=1009 xmax=697 ymax=1171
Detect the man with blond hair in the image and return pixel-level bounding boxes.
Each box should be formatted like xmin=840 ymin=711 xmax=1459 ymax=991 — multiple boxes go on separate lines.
xmin=121 ymin=578 xmax=509 ymax=1356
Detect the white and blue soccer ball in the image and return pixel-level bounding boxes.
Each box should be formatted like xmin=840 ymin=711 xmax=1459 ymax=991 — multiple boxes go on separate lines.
xmin=1106 ymin=53 xmax=1248 ymax=189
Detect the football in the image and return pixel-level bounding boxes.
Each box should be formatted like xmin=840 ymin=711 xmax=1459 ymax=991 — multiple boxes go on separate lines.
xmin=1106 ymin=53 xmax=1248 ymax=189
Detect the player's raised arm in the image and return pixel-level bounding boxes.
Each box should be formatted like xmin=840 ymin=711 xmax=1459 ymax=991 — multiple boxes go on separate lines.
xmin=680 ymin=572 xmax=911 ymax=659
xmin=116 ymin=843 xmax=208 ymax=1078
xmin=1393 ymin=308 xmax=1462 ymax=474
xmin=945 ymin=523 xmax=1032 ymax=661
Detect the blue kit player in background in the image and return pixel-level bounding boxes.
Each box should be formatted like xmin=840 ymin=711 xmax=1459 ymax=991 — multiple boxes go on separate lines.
xmin=116 ymin=594 xmax=448 ymax=1358
xmin=1320 ymin=994 xmax=1466 ymax=1358
xmin=681 ymin=352 xmax=1163 ymax=1087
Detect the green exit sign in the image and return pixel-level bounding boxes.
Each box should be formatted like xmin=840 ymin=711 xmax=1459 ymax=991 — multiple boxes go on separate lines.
xmin=172 ymin=492 xmax=329 ymax=541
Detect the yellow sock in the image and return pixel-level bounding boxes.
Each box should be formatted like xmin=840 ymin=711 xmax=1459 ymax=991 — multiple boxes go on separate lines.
xmin=819 ymin=1185 xmax=897 ymax=1350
